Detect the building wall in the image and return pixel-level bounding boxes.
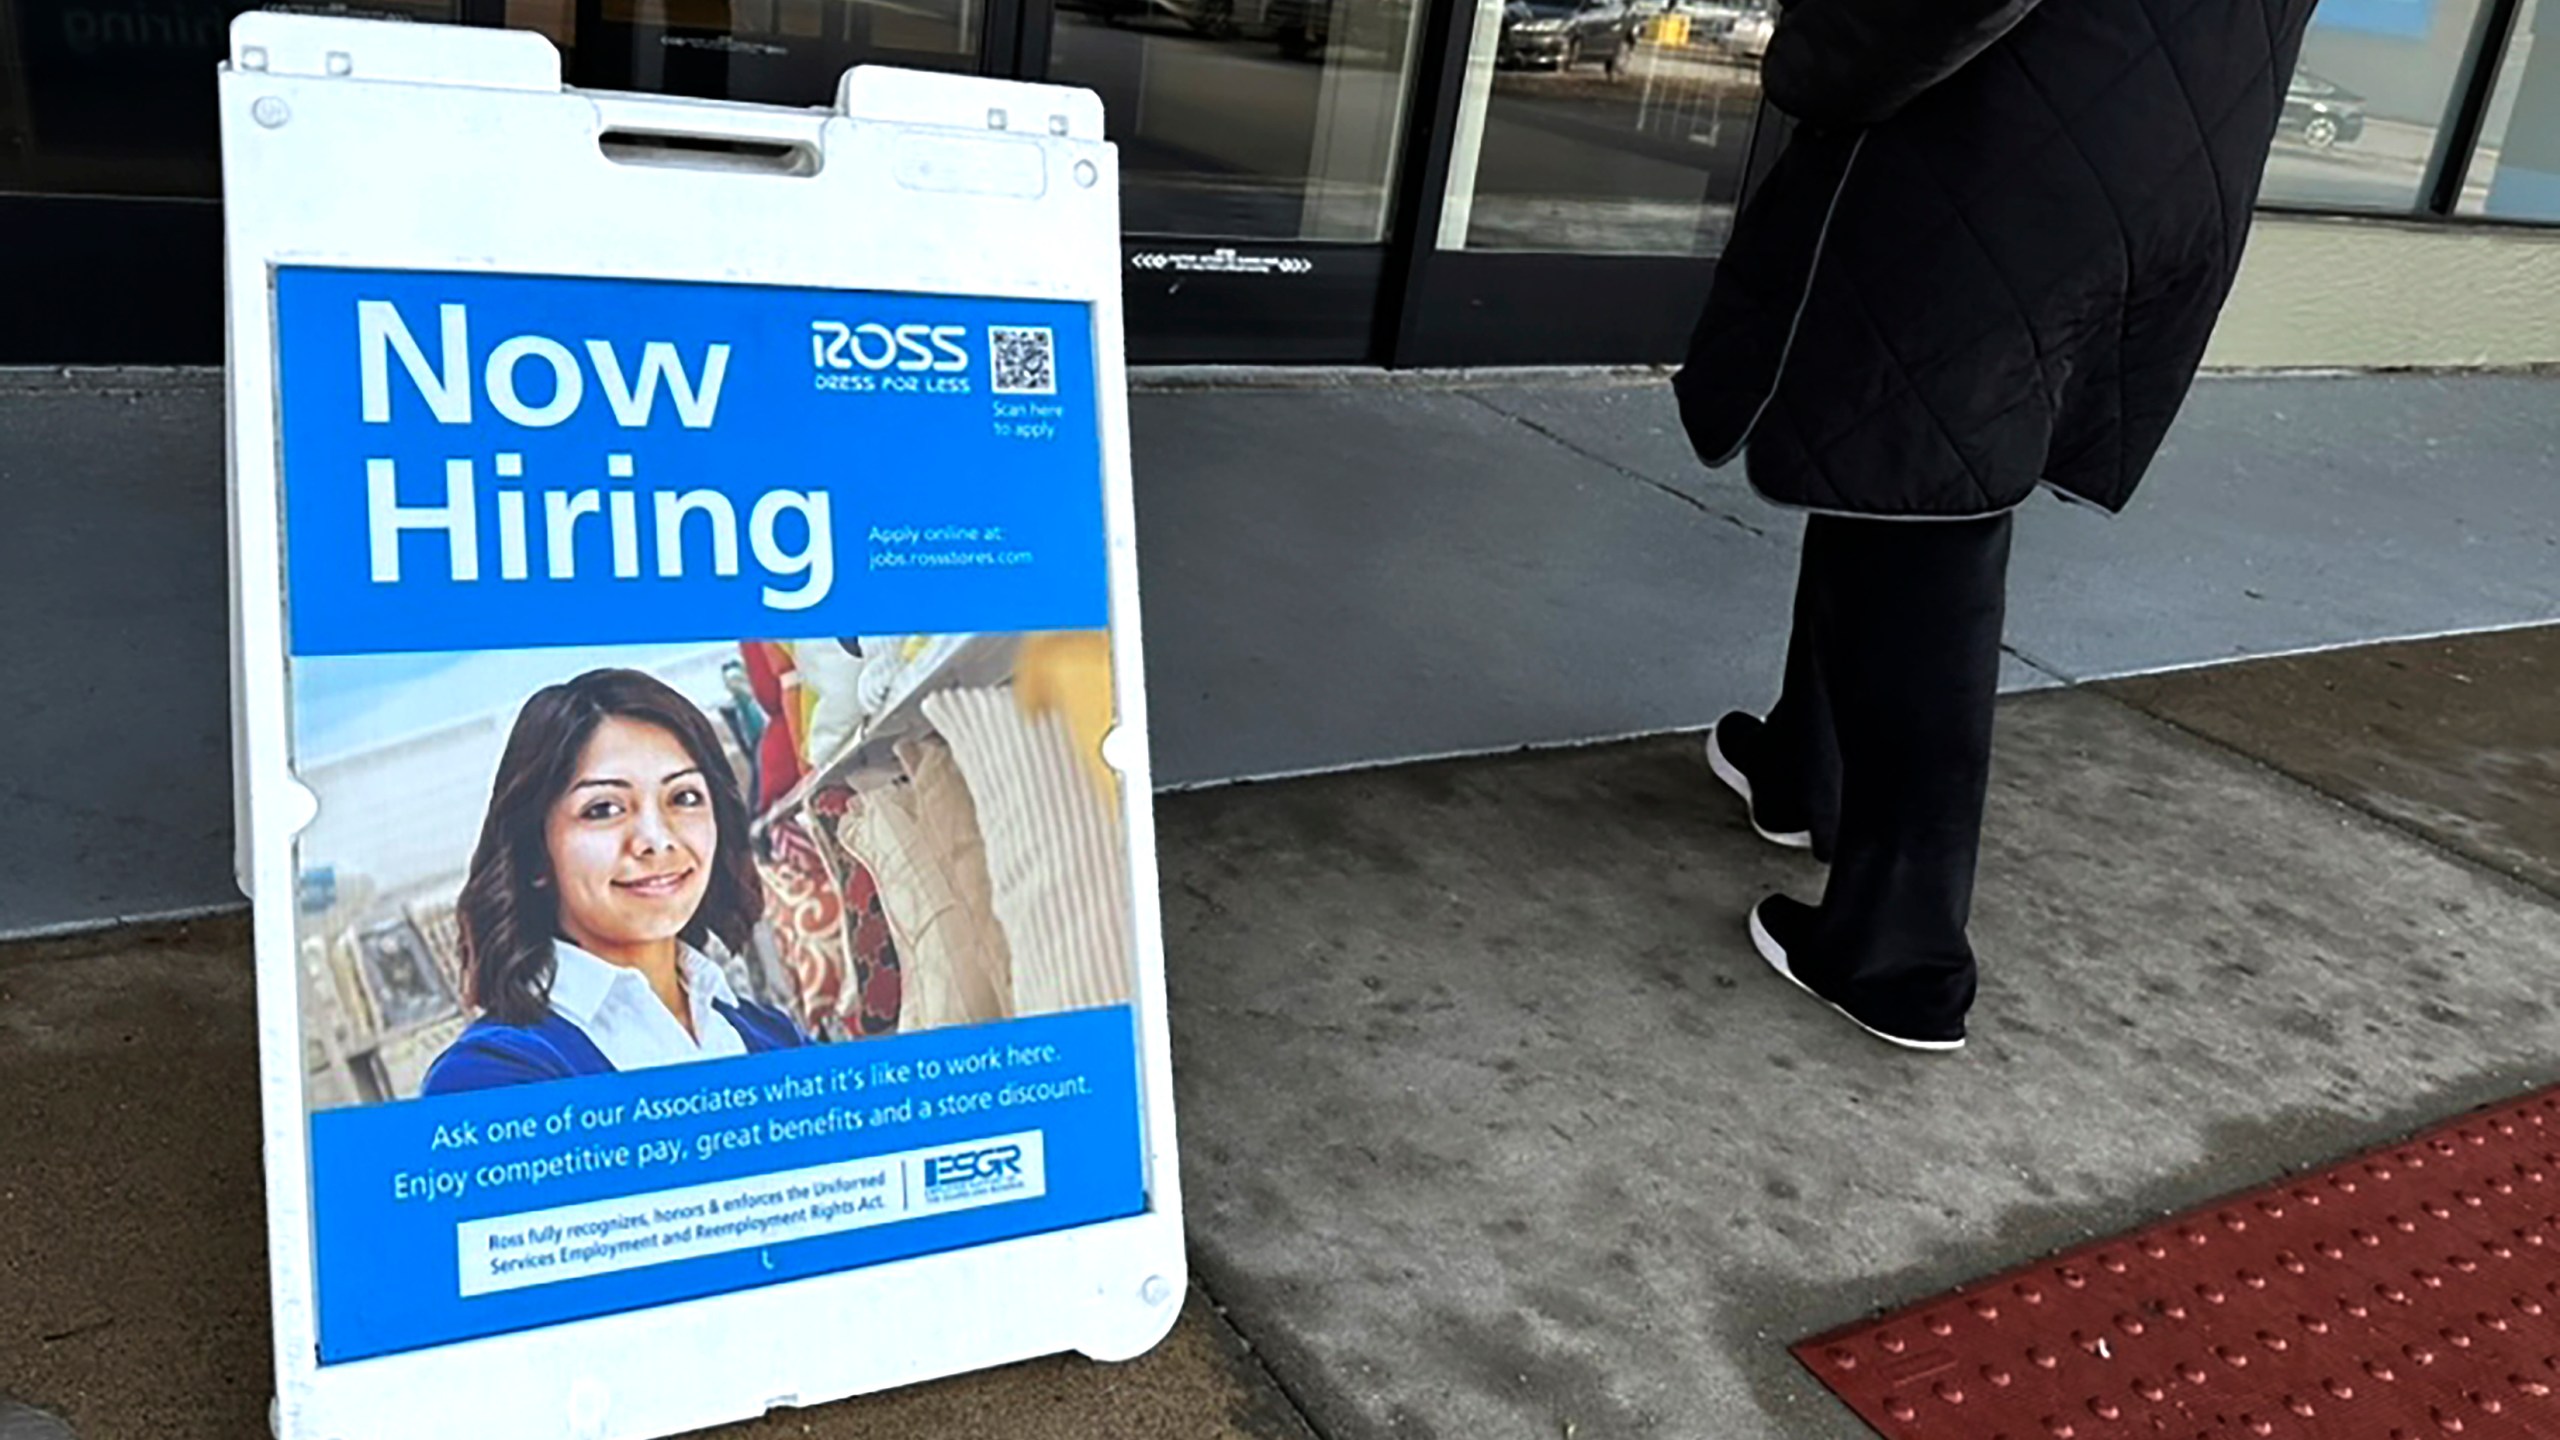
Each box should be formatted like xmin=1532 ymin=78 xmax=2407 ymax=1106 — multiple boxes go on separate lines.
xmin=2208 ymin=215 xmax=2560 ymax=369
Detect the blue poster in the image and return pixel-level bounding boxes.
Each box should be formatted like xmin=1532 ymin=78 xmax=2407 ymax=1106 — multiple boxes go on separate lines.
xmin=276 ymin=267 xmax=1148 ymax=1364
xmin=276 ymin=268 xmax=1113 ymax=656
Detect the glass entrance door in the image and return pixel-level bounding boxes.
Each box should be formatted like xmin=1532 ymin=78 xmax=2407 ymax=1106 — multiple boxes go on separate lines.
xmin=542 ymin=0 xmax=995 ymax=101
xmin=1435 ymin=0 xmax=1762 ymax=254
xmin=532 ymin=0 xmax=1438 ymax=359
xmin=1388 ymin=0 xmax=1771 ymax=363
xmin=1 ymin=0 xmax=462 ymax=200
xmin=1 ymin=0 xmax=472 ymax=361
xmin=3 ymin=0 xmax=1731 ymax=364
xmin=1043 ymin=0 xmax=1432 ymax=359
xmin=1046 ymin=0 xmax=1419 ymax=240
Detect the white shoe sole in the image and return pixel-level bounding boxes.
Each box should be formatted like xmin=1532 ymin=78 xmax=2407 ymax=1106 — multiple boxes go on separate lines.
xmin=1749 ymin=903 xmax=1965 ymax=1053
xmin=1706 ymin=725 xmax=1815 ymax=851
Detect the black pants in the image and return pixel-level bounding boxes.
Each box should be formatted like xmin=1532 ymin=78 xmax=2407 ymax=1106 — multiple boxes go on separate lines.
xmin=1758 ymin=511 xmax=2014 ymax=1036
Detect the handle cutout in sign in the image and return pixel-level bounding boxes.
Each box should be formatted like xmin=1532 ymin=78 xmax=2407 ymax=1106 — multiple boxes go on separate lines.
xmin=598 ymin=130 xmax=819 ymax=177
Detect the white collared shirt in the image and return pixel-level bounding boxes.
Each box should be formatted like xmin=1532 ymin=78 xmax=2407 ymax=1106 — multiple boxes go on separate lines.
xmin=548 ymin=940 xmax=752 ymax=1071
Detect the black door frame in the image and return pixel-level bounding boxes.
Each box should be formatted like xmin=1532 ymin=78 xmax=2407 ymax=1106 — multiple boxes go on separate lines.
xmin=1099 ymin=0 xmax=1772 ymax=366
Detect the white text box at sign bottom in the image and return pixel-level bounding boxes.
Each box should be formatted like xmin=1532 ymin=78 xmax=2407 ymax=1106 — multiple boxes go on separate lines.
xmin=455 ymin=1131 xmax=1047 ymax=1297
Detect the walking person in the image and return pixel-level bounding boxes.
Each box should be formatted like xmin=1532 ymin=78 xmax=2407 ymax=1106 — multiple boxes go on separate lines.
xmin=1675 ymin=0 xmax=2320 ymax=1050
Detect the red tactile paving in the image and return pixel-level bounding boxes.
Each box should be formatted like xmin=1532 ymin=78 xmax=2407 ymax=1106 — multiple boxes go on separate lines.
xmin=1796 ymin=1088 xmax=2560 ymax=1439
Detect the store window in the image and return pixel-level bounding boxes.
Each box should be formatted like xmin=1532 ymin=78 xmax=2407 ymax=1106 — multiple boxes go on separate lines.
xmin=2458 ymin=0 xmax=2560 ymax=218
xmin=0 ymin=0 xmax=982 ymax=200
xmin=1045 ymin=0 xmax=1428 ymax=241
xmin=0 ymin=0 xmax=457 ymax=198
xmin=548 ymin=0 xmax=979 ymax=102
xmin=2259 ymin=0 xmax=2490 ymax=213
xmin=1434 ymin=0 xmax=1765 ymax=253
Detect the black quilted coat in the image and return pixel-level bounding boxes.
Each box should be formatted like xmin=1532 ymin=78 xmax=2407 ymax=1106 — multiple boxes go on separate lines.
xmin=1674 ymin=0 xmax=2320 ymax=517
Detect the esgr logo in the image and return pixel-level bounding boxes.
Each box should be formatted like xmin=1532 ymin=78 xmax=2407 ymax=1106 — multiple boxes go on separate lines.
xmin=910 ymin=1132 xmax=1043 ymax=1213
xmin=925 ymin=1144 xmax=1025 ymax=1194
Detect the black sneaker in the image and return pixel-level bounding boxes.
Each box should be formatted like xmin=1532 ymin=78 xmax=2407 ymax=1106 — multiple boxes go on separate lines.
xmin=1706 ymin=713 xmax=1814 ymax=851
xmin=1748 ymin=896 xmax=1965 ymax=1053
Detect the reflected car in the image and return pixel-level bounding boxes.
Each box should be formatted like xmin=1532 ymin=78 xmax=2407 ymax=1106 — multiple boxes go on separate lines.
xmin=1072 ymin=0 xmax=1313 ymax=35
xmin=1161 ymin=0 xmax=1276 ymax=35
xmin=1268 ymin=0 xmax=1416 ymax=59
xmin=1498 ymin=0 xmax=1638 ymax=74
xmin=1663 ymin=0 xmax=1747 ymax=41
xmin=1056 ymin=0 xmax=1184 ymax=22
xmin=2284 ymin=70 xmax=2366 ymax=150
xmin=1268 ymin=0 xmax=1326 ymax=55
xmin=1725 ymin=3 xmax=1772 ymax=58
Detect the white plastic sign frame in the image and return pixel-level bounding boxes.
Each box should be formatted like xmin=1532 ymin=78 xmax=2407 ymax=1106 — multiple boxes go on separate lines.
xmin=220 ymin=16 xmax=1181 ymax=1439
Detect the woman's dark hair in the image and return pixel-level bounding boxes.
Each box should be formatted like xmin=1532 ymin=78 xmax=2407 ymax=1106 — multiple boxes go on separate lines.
xmin=456 ymin=667 xmax=763 ymax=1026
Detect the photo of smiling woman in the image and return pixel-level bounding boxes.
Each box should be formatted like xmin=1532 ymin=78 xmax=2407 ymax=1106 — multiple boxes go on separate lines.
xmin=422 ymin=668 xmax=808 ymax=1094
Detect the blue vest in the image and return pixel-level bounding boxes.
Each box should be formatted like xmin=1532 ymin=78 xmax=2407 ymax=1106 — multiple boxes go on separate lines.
xmin=421 ymin=998 xmax=807 ymax=1095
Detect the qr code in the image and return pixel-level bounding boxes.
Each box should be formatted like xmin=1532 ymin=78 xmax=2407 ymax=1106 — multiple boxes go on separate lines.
xmin=989 ymin=326 xmax=1057 ymax=395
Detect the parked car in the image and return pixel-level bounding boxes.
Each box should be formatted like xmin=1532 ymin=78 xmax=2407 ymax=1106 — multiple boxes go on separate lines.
xmin=2283 ymin=70 xmax=2367 ymax=150
xmin=1498 ymin=0 xmax=1638 ymax=74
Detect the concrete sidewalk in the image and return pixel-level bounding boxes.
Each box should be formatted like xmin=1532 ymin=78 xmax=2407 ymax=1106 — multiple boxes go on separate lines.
xmin=6 ymin=367 xmax=2560 ymax=937
xmin=5 ymin=624 xmax=2555 ymax=1439
xmin=1161 ymin=629 xmax=2560 ymax=1438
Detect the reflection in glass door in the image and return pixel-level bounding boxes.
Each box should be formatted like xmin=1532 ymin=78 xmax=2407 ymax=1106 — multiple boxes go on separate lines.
xmin=1387 ymin=0 xmax=1768 ymax=363
xmin=0 ymin=0 xmax=464 ymax=198
xmin=2461 ymin=0 xmax=2560 ymax=220
xmin=1043 ymin=0 xmax=1429 ymax=359
xmin=1436 ymin=0 xmax=1764 ymax=254
xmin=546 ymin=0 xmax=988 ymax=102
xmin=2253 ymin=0 xmax=2490 ymax=214
xmin=1046 ymin=0 xmax=1426 ymax=240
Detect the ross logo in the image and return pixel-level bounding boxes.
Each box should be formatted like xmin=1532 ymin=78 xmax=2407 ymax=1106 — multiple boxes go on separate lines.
xmin=810 ymin=320 xmax=970 ymax=374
